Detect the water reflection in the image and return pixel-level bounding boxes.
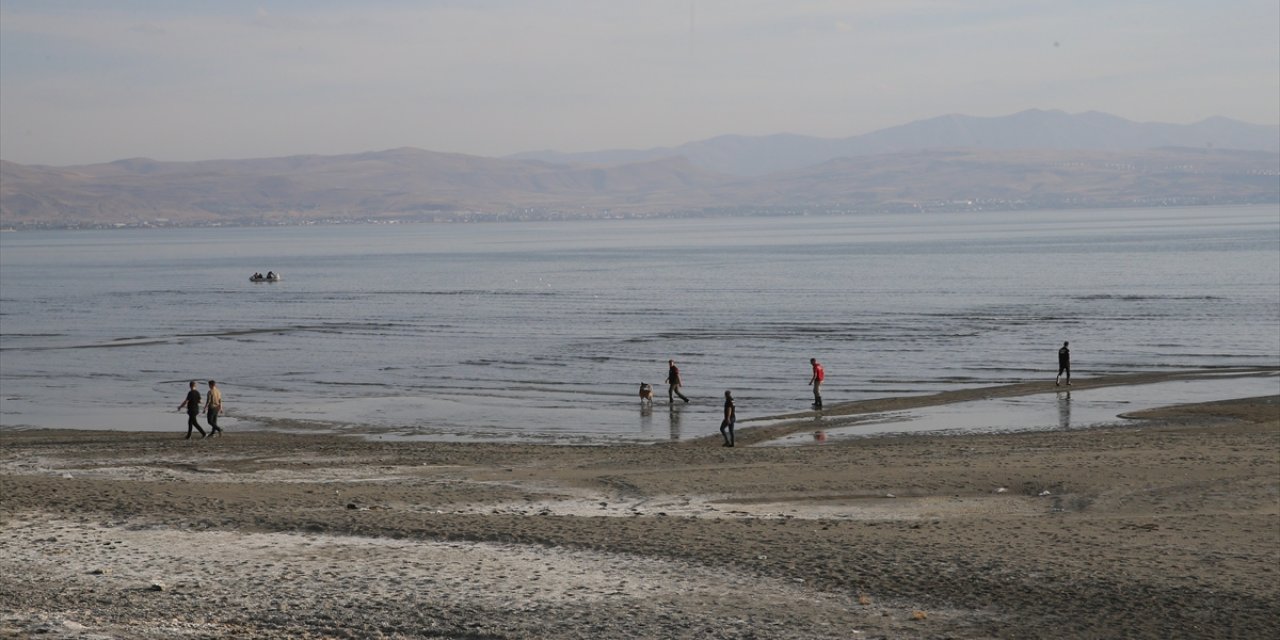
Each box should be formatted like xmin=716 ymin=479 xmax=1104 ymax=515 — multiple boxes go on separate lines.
xmin=1057 ymin=390 xmax=1072 ymax=429
xmin=668 ymin=404 xmax=684 ymax=441
xmin=638 ymin=401 xmax=653 ymax=433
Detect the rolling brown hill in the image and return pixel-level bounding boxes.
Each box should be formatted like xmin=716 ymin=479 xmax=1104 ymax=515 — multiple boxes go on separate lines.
xmin=0 ymin=149 xmax=730 ymax=226
xmin=2 ymin=146 xmax=1276 ymax=227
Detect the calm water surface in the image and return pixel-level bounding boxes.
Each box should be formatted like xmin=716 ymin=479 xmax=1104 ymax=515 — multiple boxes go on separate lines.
xmin=2 ymin=206 xmax=1277 ymax=442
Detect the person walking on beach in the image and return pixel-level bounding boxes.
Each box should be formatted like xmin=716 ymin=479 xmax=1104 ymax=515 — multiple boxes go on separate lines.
xmin=1056 ymin=341 xmax=1071 ymax=386
xmin=720 ymin=390 xmax=736 ymax=447
xmin=666 ymin=359 xmax=689 ymax=403
xmin=177 ymin=381 xmax=206 ymax=439
xmin=809 ymin=358 xmax=825 ymax=408
xmin=206 ymin=380 xmax=224 ymax=437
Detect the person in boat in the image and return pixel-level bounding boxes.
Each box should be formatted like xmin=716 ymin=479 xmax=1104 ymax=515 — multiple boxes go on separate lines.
xmin=266 ymin=271 xmax=276 ymax=280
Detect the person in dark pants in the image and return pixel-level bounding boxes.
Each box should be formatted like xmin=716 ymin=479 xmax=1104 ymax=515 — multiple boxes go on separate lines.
xmin=206 ymin=379 xmax=224 ymax=437
xmin=177 ymin=381 xmax=206 ymax=439
xmin=666 ymin=359 xmax=689 ymax=403
xmin=1056 ymin=341 xmax=1071 ymax=386
xmin=720 ymin=390 xmax=736 ymax=447
xmin=809 ymin=358 xmax=825 ymax=408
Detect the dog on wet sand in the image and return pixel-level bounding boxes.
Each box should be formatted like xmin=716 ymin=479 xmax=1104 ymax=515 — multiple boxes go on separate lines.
xmin=639 ymin=383 xmax=654 ymax=405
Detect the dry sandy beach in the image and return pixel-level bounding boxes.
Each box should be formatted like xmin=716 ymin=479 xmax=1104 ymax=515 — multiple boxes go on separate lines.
xmin=2 ymin=370 xmax=1278 ymax=639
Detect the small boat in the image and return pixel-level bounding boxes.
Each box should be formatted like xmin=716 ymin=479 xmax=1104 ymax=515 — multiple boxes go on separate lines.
xmin=250 ymin=272 xmax=281 ymax=283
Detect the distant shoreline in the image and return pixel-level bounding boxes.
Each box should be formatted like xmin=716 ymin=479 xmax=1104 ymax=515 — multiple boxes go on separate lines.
xmin=5 ymin=200 xmax=1280 ymax=232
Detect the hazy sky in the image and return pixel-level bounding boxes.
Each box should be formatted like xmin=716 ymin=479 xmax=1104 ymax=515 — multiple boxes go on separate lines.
xmin=2 ymin=1 xmax=1277 ymax=166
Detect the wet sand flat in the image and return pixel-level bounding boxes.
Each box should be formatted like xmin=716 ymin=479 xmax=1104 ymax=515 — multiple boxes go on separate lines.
xmin=1 ymin=373 xmax=1278 ymax=639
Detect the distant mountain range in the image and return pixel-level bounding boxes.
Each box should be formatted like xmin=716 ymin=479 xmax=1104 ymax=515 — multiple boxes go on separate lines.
xmin=511 ymin=109 xmax=1280 ymax=176
xmin=2 ymin=110 xmax=1277 ymax=227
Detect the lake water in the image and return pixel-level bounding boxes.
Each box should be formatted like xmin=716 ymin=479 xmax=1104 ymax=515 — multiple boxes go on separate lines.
xmin=2 ymin=206 xmax=1277 ymax=442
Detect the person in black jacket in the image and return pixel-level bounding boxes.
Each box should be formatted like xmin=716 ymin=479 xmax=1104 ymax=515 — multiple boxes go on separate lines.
xmin=1055 ymin=341 xmax=1071 ymax=386
xmin=720 ymin=390 xmax=736 ymax=447
xmin=177 ymin=381 xmax=207 ymax=439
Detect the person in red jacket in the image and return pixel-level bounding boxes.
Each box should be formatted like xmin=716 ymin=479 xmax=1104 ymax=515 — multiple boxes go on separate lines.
xmin=809 ymin=358 xmax=825 ymax=408
xmin=666 ymin=359 xmax=689 ymax=403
